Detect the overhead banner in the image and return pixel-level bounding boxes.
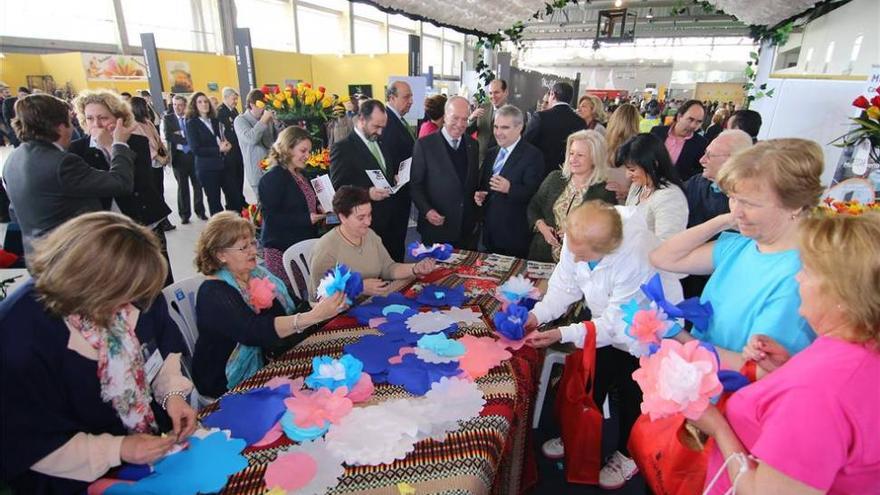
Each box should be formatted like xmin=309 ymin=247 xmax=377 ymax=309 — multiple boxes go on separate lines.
xmin=83 ymin=52 xmax=147 ymax=81
xmin=139 ymin=33 xmax=165 ymax=115
xmin=234 ymin=27 xmax=257 ymax=100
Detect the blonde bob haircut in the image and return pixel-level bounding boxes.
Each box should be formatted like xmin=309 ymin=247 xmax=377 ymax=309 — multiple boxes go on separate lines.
xmin=717 ymin=138 xmax=824 ymax=212
xmin=799 ymin=211 xmax=880 ymax=346
xmin=30 ymin=212 xmax=166 ymax=328
xmin=566 ymin=200 xmax=623 ymax=255
xmin=605 ymin=103 xmax=641 ymax=168
xmin=195 ymin=211 xmax=256 ymax=275
xmin=73 ymin=89 xmax=134 ymax=130
xmin=267 ymin=126 xmax=312 ymax=168
xmin=561 ymin=129 xmax=609 ymax=186
xmin=578 ymin=94 xmax=607 ymax=124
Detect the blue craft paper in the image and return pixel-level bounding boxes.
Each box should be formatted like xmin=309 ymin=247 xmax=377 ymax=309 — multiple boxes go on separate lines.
xmin=417 ymin=333 xmax=465 ymax=358
xmin=106 ymin=431 xmax=247 ymax=495
xmin=416 ymin=285 xmax=466 ymax=307
xmin=382 ymin=304 xmax=411 ymax=316
xmin=386 ymin=354 xmax=462 ymax=395
xmin=640 ymin=274 xmax=713 ymax=331
xmin=347 ymin=292 xmax=418 ymax=324
xmin=304 ymin=355 xmax=363 ymax=392
xmin=280 ymin=410 xmax=329 ymax=442
xmin=201 ymin=385 xmax=290 ymax=445
xmin=116 ymin=463 xmax=151 ymax=481
xmin=343 ymin=334 xmax=407 ymax=379
xmin=719 ymin=370 xmax=751 ymax=393
xmin=493 ymin=304 xmax=529 ymax=340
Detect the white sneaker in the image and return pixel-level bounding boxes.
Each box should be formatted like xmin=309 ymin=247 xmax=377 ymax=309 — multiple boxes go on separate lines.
xmin=599 ymin=451 xmax=638 ymax=490
xmin=541 ymin=437 xmax=564 ymax=459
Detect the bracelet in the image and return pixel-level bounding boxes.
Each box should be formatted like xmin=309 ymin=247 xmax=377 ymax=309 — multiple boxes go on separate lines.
xmin=161 ymin=390 xmax=188 ymax=410
xmin=411 ymin=264 xmax=418 ymax=276
xmin=292 ymin=313 xmax=300 ymax=332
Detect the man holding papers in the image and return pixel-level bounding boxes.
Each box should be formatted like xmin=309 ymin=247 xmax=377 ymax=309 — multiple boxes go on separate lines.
xmin=330 ymin=99 xmax=411 ymax=261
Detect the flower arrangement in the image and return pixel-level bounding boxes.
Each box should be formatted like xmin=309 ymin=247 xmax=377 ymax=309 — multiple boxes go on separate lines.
xmin=316 ymin=264 xmax=364 ymax=305
xmin=241 ymin=204 xmax=262 ymax=229
xmin=834 ymin=86 xmax=880 ymax=163
xmin=818 ymin=197 xmax=880 ymax=216
xmin=257 ymin=82 xmax=336 ymax=120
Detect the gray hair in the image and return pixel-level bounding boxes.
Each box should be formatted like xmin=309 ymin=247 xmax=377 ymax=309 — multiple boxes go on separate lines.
xmin=385 ymin=80 xmax=410 ymax=100
xmin=714 ymin=129 xmax=753 ymax=155
xmin=221 ymin=87 xmax=238 ymax=99
xmin=494 ymin=104 xmax=523 ymax=127
xmin=445 ymin=95 xmax=469 ymax=114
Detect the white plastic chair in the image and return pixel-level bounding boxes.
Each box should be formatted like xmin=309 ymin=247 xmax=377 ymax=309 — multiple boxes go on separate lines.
xmin=162 ymin=276 xmax=205 ymax=408
xmin=532 ymin=348 xmax=611 ymax=429
xmin=282 ymin=238 xmax=318 ymax=300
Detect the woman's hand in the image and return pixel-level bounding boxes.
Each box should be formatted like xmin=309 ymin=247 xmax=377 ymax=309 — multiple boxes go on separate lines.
xmin=310 ymin=291 xmax=348 ymax=321
xmin=164 ymin=395 xmax=198 ymax=442
xmin=605 ymin=181 xmax=628 ymax=203
xmin=524 ymin=327 xmax=562 ymax=348
xmin=412 ymin=258 xmax=436 ymax=276
xmin=310 ymin=213 xmax=327 ymax=224
xmin=362 ymin=278 xmax=392 ymax=297
xmin=742 ymin=334 xmax=790 ymax=374
xmin=537 ymin=221 xmax=561 ymax=248
xmin=687 ymin=405 xmax=727 ymax=438
xmin=120 ymin=434 xmax=177 ymax=465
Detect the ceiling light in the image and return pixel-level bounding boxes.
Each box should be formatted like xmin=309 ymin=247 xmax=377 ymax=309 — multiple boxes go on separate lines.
xmin=646 ymin=8 xmax=654 ymax=19
xmin=614 ymin=0 xmax=623 ymax=6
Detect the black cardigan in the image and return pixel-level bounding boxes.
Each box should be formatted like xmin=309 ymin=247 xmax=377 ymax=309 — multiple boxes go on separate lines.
xmin=257 ymin=166 xmax=318 ymax=251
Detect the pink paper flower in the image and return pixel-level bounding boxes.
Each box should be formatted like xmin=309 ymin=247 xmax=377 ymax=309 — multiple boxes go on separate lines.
xmin=284 ymin=387 xmax=353 ymax=428
xmin=458 ymin=335 xmax=512 ymax=379
xmin=344 ymin=373 xmax=374 ymax=403
xmin=248 ymin=277 xmax=276 ymax=312
xmin=631 ymin=308 xmax=670 ymax=344
xmin=632 ymin=340 xmax=723 ymax=421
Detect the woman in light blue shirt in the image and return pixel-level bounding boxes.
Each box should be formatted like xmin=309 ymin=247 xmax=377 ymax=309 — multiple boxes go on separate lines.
xmin=651 ymin=138 xmax=824 ymax=369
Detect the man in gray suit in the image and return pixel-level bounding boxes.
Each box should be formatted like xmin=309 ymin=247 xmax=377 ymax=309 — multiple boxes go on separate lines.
xmin=466 ymin=79 xmax=509 ymax=165
xmin=234 ymin=89 xmax=278 ymax=202
xmin=3 ymin=94 xmax=135 ymax=258
xmin=410 ymin=96 xmax=480 ymax=248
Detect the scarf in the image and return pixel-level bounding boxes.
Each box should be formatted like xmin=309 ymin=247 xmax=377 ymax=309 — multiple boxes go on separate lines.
xmin=65 ymin=304 xmax=157 ymax=433
xmin=217 ymin=266 xmax=296 ymax=389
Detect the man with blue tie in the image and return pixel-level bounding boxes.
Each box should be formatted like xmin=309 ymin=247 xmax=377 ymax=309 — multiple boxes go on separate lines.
xmin=162 ymin=95 xmax=205 ymax=224
xmin=475 ymin=105 xmax=544 ymax=258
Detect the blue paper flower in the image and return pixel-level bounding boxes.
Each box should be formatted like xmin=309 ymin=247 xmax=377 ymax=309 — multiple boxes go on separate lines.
xmin=201 ymin=385 xmax=290 ymax=445
xmin=305 ymin=355 xmax=363 ymax=392
xmin=347 ymin=292 xmax=418 ymax=324
xmin=493 ymin=303 xmax=529 ymax=341
xmin=280 ymin=410 xmax=329 ymax=442
xmin=416 ymin=285 xmax=466 ymax=307
xmin=386 ymin=354 xmax=462 ymax=396
xmin=343 ymin=334 xmax=409 ymax=380
xmin=417 ymin=333 xmax=466 ymax=358
xmin=316 ymin=264 xmax=364 ymax=305
xmin=408 ymin=242 xmax=453 ymax=261
xmin=640 ymin=274 xmax=713 ymax=332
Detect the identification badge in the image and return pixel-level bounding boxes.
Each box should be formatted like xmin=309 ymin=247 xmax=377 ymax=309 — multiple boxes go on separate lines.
xmin=144 ymin=349 xmax=164 ymax=384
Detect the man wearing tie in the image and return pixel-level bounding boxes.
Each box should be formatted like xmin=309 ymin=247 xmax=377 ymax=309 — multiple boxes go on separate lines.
xmin=467 ymin=78 xmax=509 ymax=166
xmin=216 ymin=87 xmax=245 ymax=211
xmin=162 ymin=95 xmax=205 ymax=224
xmin=330 ymin=99 xmax=410 ymax=261
xmin=475 ymin=105 xmax=544 ymax=258
xmin=410 ymin=96 xmax=480 ymax=248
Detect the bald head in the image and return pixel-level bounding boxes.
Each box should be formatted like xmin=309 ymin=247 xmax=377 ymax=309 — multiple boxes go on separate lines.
xmin=444 ymin=96 xmax=470 ymax=139
xmin=700 ymin=129 xmax=754 ymax=181
xmin=565 ymin=201 xmax=623 ymax=263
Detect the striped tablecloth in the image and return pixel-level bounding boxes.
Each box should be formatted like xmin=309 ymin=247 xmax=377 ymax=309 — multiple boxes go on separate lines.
xmin=202 ymin=250 xmax=542 ymax=495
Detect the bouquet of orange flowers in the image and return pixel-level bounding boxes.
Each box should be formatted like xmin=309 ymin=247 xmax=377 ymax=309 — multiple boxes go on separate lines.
xmin=241 ymin=203 xmax=263 ymax=228
xmin=834 ymin=87 xmax=880 ymax=163
xmin=819 ymin=197 xmax=880 ymax=216
xmin=256 ymin=82 xmax=336 ymax=122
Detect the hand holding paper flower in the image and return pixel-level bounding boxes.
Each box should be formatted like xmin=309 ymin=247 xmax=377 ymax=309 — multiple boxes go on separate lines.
xmin=316 ymin=264 xmax=364 ymax=305
xmin=493 ymin=303 xmax=529 ymax=341
xmin=408 ymin=242 xmax=453 ymax=261
xmin=248 ymin=277 xmax=276 ymax=312
xmin=305 ymin=355 xmax=364 ymax=392
xmin=495 ymin=275 xmax=541 ymax=307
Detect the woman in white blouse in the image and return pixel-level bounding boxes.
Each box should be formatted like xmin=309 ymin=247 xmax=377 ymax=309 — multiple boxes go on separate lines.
xmin=616 ymin=133 xmax=689 ymax=242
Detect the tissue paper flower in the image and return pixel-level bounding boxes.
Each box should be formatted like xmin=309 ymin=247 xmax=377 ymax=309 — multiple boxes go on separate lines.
xmin=416 ymin=285 xmax=466 ymax=307
xmin=387 ymin=354 xmax=462 ymax=395
xmin=492 ymin=303 xmax=529 ymax=341
xmin=442 ymin=306 xmax=484 ymax=325
xmin=640 ymin=274 xmax=712 ymax=332
xmin=417 ymin=333 xmax=465 ymax=357
xmin=264 ymin=438 xmax=345 ymax=495
xmin=344 ymin=372 xmax=374 ymax=402
xmin=285 ymin=387 xmax=353 ymax=428
xmin=305 ymin=355 xmax=363 ymax=392
xmin=495 ymin=275 xmax=541 ymax=306
xmin=457 ymin=335 xmax=512 ymax=379
xmin=408 ymin=242 xmax=453 ymax=261
xmin=389 ymin=346 xmax=416 ymax=364
xmin=248 ymin=277 xmax=276 ymax=312
xmin=622 ymin=299 xmax=681 ymax=356
xmin=201 ymin=385 xmax=290 ymax=445
xmin=632 ymin=339 xmax=723 ymax=421
xmin=325 ymin=399 xmax=422 ymax=465
xmin=406 ymin=311 xmax=458 ymax=335
xmin=316 ymin=264 xmax=364 ymax=305
xmin=410 ymin=377 xmax=486 ymax=441
xmin=280 ymin=410 xmax=329 ymax=442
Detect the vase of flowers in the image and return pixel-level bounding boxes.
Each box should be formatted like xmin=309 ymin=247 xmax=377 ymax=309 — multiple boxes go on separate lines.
xmin=257 ymin=82 xmax=339 ymax=149
xmin=834 ymin=87 xmax=880 ymax=165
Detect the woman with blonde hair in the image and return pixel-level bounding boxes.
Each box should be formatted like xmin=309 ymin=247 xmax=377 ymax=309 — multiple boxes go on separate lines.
xmin=527 ymin=129 xmax=616 ymax=262
xmin=192 ymin=212 xmax=346 ymax=399
xmin=577 ymin=94 xmax=607 ymax=134
xmin=69 ymin=89 xmax=174 ymax=284
xmin=604 ymin=103 xmax=641 ymax=202
xmin=0 ymin=212 xmax=196 ymax=493
xmin=704 ymin=107 xmax=730 ymax=144
xmin=258 ymin=126 xmax=326 ymax=290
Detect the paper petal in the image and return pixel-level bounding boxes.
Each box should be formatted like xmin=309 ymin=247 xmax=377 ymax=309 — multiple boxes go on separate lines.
xmin=413 ymin=347 xmax=460 ymax=364
xmin=458 ymin=335 xmax=512 ymax=379
xmin=251 ymin=420 xmax=284 ymax=448
xmin=406 ymin=311 xmax=458 ymax=335
xmin=280 ymin=410 xmax=329 ymax=442
xmin=388 ymin=346 xmax=416 ymax=364
xmin=264 ymin=452 xmax=317 ymax=492
xmin=201 ymin=386 xmax=290 ymax=445
xmin=416 ymin=285 xmax=466 ymax=307
xmin=386 ymin=354 xmax=462 ymax=396
xmin=346 ymin=373 xmax=374 ymax=403
xmin=416 ymin=333 xmax=465 ymax=357
xmin=285 ymin=387 xmax=353 ymax=428
xmin=441 ymin=306 xmax=484 ymax=325
xmin=344 ymin=334 xmax=406 ymax=377
xmin=265 ymin=438 xmax=345 ymax=495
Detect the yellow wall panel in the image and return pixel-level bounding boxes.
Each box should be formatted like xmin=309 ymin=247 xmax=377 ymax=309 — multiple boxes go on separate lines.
xmin=252 ymin=49 xmax=312 ymax=88
xmin=0 ymin=53 xmax=46 ymax=90
xmin=157 ymin=49 xmax=238 ymax=97
xmin=310 ymin=54 xmax=407 ymax=98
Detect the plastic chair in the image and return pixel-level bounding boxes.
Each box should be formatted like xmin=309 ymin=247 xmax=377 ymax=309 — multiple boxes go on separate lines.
xmin=282 ymin=238 xmax=318 ymax=300
xmin=162 ymin=276 xmax=205 ymax=409
xmin=532 ymin=348 xmax=612 ymax=429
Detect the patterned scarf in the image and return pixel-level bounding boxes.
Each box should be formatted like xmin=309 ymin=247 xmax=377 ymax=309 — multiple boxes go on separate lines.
xmin=217 ymin=266 xmax=296 ymax=390
xmin=65 ymin=304 xmax=157 ymax=433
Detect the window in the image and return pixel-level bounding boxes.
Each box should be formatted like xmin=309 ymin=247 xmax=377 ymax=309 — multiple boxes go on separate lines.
xmin=389 ymin=28 xmax=412 ymax=53
xmin=296 ymin=4 xmax=344 ymax=54
xmin=1 ymin=0 xmax=118 ymax=44
xmin=443 ymin=41 xmax=459 ymax=76
xmin=234 ymin=0 xmax=296 ymax=51
xmin=123 ymin=0 xmax=220 ymax=52
xmin=422 ymin=35 xmax=442 ymax=74
xmin=354 ymin=18 xmax=386 ymax=54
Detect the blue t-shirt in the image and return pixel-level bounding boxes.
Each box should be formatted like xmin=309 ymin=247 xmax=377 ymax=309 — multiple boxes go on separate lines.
xmin=697 ymin=232 xmax=815 ymax=354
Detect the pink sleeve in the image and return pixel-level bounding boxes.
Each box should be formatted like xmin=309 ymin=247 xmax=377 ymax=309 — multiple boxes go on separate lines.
xmin=750 ymin=386 xmax=849 ymax=491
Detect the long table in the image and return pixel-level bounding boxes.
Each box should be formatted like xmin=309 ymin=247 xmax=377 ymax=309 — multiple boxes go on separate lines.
xmin=201 ymin=251 xmax=550 ymax=495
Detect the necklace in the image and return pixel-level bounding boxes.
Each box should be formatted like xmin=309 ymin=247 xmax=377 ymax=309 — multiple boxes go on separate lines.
xmin=338 ymin=228 xmax=363 ymax=250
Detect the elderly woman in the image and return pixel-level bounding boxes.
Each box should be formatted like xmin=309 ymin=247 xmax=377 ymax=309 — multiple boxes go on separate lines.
xmin=651 ymin=139 xmax=824 ymax=367
xmin=0 ymin=212 xmax=196 ymax=493
xmin=527 ymin=129 xmax=616 ymax=262
xmin=185 ymin=92 xmax=233 ymax=216
xmin=618 ymin=133 xmax=688 ymax=242
xmin=309 ymin=186 xmax=436 ymax=301
xmin=69 ymin=89 xmax=174 ymax=284
xmin=259 ymin=126 xmax=325 ymax=289
xmin=691 ymin=212 xmax=880 ymax=494
xmin=576 ymin=94 xmax=607 ymax=134
xmin=419 ymin=94 xmax=447 ymax=138
xmin=192 ymin=212 xmax=346 ymax=399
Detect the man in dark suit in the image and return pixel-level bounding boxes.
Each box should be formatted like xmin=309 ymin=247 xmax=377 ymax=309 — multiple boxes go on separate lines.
xmin=163 ymin=95 xmax=206 ymax=224
xmin=524 ymin=81 xmax=586 ymax=178
xmin=650 ymin=99 xmax=707 ymax=180
xmin=2 ymin=94 xmax=135 ymax=258
xmin=474 ymin=104 xmax=544 ymax=258
xmin=466 ymin=78 xmax=510 ymax=165
xmin=330 ymin=99 xmax=411 ymax=261
xmin=216 ymin=87 xmax=245 ymax=211
xmin=410 ymin=96 xmax=480 ymax=248
xmin=726 ymin=109 xmax=762 ymax=143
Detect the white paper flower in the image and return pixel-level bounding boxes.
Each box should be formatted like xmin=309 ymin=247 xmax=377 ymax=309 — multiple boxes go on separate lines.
xmin=413 ymin=347 xmax=459 ymax=364
xmin=496 ymin=275 xmax=540 ymax=304
xmin=442 ymin=307 xmax=484 ymax=325
xmin=369 ymin=0 xmax=546 ymax=33
xmin=325 ymin=399 xmax=421 ymax=466
xmin=266 ymin=438 xmax=345 ymax=495
xmin=411 ymin=377 xmax=486 ymax=441
xmin=405 ymin=311 xmax=457 ymax=334
xmin=657 ymin=351 xmax=715 ymax=405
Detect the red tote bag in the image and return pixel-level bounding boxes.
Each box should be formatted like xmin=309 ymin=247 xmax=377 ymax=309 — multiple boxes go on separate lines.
xmin=554 ymin=321 xmax=603 ymax=484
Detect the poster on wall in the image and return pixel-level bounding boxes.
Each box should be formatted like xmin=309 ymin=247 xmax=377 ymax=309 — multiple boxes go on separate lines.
xmin=348 ymin=84 xmax=373 ymax=98
xmin=82 ymin=53 xmax=147 ymax=81
xmin=167 ymin=61 xmax=195 ymax=93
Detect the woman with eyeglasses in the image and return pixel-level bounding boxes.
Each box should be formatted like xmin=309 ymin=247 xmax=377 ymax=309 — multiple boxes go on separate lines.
xmin=191 ymin=212 xmax=347 ymax=399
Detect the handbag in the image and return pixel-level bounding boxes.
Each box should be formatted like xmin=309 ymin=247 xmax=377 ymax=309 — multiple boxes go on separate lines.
xmin=554 ymin=321 xmax=603 ymax=484
xmin=154 ymin=144 xmax=171 ymax=166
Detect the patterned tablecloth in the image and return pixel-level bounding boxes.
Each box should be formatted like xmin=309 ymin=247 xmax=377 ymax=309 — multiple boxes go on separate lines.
xmin=201 ymin=250 xmax=546 ymax=495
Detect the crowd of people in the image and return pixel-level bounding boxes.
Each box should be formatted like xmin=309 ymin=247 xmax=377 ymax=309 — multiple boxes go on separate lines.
xmin=0 ymin=78 xmax=877 ymax=495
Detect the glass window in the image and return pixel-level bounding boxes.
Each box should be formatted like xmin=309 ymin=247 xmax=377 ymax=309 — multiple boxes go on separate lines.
xmin=354 ymin=18 xmax=385 ymax=54
xmin=1 ymin=0 xmax=117 ymax=44
xmin=389 ymin=28 xmax=412 ymax=53
xmin=123 ymin=0 xmax=220 ymax=52
xmin=297 ymin=4 xmax=344 ymax=54
xmin=353 ymin=3 xmax=386 ymax=22
xmin=422 ymin=22 xmax=442 ymax=37
xmin=234 ymin=0 xmax=296 ymax=51
xmin=443 ymin=41 xmax=459 ymax=76
xmin=388 ymin=13 xmax=417 ymax=30
xmin=422 ymin=35 xmax=442 ymax=74
xmin=442 ymin=28 xmax=464 ymax=43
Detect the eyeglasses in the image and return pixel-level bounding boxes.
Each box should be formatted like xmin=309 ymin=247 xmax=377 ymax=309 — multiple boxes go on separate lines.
xmin=223 ymin=240 xmax=257 ymax=252
xmin=703 ymin=152 xmax=730 ymax=160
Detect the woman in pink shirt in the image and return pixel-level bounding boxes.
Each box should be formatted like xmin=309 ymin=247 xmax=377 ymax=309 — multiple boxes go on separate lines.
xmin=691 ymin=212 xmax=880 ymax=494
xmin=418 ymin=94 xmax=446 ymax=138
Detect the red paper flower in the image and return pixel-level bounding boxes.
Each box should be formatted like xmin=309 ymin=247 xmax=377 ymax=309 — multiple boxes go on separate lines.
xmin=853 ymin=95 xmax=870 ymax=109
